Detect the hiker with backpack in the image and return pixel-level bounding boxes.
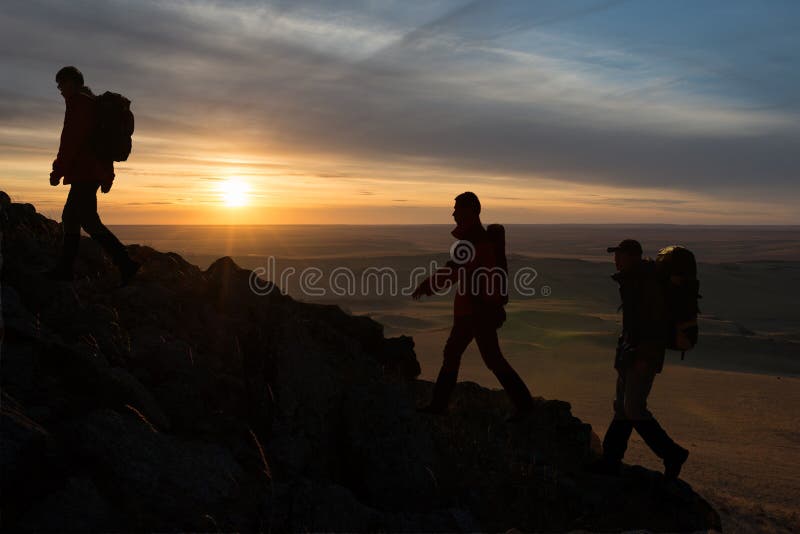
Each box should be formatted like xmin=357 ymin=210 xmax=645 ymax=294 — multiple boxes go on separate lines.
xmin=46 ymin=66 xmax=139 ymax=285
xmin=588 ymin=239 xmax=697 ymax=480
xmin=412 ymin=192 xmax=534 ymax=420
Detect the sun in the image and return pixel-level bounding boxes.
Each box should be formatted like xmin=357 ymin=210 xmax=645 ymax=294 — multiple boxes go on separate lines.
xmin=220 ymin=179 xmax=249 ymax=207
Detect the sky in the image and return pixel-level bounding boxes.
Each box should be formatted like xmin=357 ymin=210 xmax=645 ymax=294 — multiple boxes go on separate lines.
xmin=1 ymin=0 xmax=799 ymax=224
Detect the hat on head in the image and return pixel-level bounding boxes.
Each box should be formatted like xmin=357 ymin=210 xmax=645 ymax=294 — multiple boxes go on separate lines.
xmin=606 ymin=239 xmax=643 ymax=255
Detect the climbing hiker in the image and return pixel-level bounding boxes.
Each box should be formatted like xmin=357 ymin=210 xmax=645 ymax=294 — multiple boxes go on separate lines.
xmin=46 ymin=65 xmax=139 ymax=285
xmin=412 ymin=192 xmax=534 ymax=420
xmin=587 ymin=239 xmax=689 ymax=480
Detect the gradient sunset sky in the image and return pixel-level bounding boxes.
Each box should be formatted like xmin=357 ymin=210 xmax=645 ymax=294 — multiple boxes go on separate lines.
xmin=2 ymin=0 xmax=799 ymax=224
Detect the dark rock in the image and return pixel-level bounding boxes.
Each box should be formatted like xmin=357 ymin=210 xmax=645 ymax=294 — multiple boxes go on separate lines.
xmin=0 ymin=398 xmax=58 ymax=527
xmin=105 ymin=367 xmax=171 ymax=430
xmin=271 ymin=478 xmax=384 ymax=532
xmin=341 ymin=381 xmax=438 ymax=511
xmin=16 ymin=478 xmax=115 ymax=532
xmin=0 ymin=192 xmax=721 ymax=532
xmin=1 ymin=401 xmax=50 ymax=489
xmin=67 ymin=409 xmax=244 ymax=528
xmin=380 ymin=334 xmax=421 ymax=379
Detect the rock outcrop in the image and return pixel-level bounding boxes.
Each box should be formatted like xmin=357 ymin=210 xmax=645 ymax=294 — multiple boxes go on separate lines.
xmin=0 ymin=192 xmax=721 ymax=532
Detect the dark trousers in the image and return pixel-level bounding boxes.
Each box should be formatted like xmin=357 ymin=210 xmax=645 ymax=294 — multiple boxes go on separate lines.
xmin=62 ymin=182 xmax=109 ymax=236
xmin=58 ymin=182 xmax=131 ymax=269
xmin=602 ymin=354 xmax=683 ymax=463
xmin=429 ymin=314 xmax=533 ymax=411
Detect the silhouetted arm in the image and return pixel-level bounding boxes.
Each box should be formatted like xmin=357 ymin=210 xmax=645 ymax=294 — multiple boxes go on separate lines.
xmin=412 ymin=261 xmax=460 ymax=299
xmin=52 ymin=95 xmax=94 ymax=178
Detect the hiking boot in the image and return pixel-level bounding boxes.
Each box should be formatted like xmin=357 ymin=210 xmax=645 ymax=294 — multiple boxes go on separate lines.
xmin=119 ymin=259 xmax=141 ymax=287
xmin=584 ymin=458 xmax=622 ymax=476
xmin=664 ymin=446 xmax=689 ymax=480
xmin=602 ymin=419 xmax=634 ymax=464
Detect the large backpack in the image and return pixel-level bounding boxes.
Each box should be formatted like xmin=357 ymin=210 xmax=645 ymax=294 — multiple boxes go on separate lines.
xmin=656 ymin=245 xmax=701 ymax=358
xmin=486 ymin=224 xmax=509 ymax=305
xmin=94 ymin=91 xmax=134 ymax=162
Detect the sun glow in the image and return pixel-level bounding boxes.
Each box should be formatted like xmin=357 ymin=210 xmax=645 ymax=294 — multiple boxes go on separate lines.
xmin=219 ymin=178 xmax=250 ymax=207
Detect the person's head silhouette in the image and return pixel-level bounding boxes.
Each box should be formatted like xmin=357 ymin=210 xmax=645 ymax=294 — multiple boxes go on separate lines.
xmin=607 ymin=239 xmax=643 ymax=272
xmin=56 ymin=66 xmax=84 ymax=100
xmin=453 ymin=191 xmax=481 ymax=229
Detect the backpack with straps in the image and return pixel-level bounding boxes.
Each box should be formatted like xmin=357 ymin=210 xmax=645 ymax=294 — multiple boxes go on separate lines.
xmin=656 ymin=245 xmax=701 ymax=359
xmin=94 ymin=91 xmax=134 ymax=162
xmin=486 ymin=224 xmax=509 ymax=305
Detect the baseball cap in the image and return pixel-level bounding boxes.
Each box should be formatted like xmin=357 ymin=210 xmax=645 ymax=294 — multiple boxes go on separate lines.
xmin=606 ymin=239 xmax=643 ymax=255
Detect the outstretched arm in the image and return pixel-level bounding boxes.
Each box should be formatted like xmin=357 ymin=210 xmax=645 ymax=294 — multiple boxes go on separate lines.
xmin=412 ymin=261 xmax=460 ymax=300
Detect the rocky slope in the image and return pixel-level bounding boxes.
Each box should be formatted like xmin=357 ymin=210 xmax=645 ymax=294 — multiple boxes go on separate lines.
xmin=0 ymin=192 xmax=721 ymax=532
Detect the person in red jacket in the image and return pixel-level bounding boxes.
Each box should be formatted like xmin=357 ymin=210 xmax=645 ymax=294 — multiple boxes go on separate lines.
xmin=412 ymin=192 xmax=534 ymax=420
xmin=46 ymin=66 xmax=139 ymax=284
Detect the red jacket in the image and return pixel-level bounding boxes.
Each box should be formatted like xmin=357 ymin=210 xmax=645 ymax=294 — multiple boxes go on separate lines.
xmin=429 ymin=223 xmax=505 ymax=317
xmin=52 ymin=87 xmax=114 ymax=186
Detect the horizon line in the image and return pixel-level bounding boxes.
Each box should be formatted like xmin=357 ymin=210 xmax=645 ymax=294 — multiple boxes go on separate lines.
xmin=103 ymin=222 xmax=800 ymax=228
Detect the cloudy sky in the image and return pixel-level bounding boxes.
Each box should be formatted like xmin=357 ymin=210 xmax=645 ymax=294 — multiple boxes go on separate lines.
xmin=2 ymin=0 xmax=799 ymax=224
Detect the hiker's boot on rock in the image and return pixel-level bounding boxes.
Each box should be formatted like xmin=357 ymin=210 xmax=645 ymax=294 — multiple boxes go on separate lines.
xmin=585 ymin=418 xmax=634 ymax=475
xmin=633 ymin=418 xmax=687 ymax=479
xmin=664 ymin=446 xmax=690 ymax=480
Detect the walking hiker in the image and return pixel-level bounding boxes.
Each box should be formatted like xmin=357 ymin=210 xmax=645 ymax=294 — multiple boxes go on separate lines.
xmin=412 ymin=192 xmax=534 ymax=420
xmin=46 ymin=66 xmax=139 ymax=285
xmin=588 ymin=239 xmax=689 ymax=479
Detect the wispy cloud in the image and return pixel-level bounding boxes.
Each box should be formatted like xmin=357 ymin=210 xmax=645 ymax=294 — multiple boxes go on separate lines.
xmin=1 ymin=0 xmax=798 ymax=223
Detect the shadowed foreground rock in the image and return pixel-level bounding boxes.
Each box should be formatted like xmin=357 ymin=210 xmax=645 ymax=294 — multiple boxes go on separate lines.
xmin=0 ymin=192 xmax=721 ymax=532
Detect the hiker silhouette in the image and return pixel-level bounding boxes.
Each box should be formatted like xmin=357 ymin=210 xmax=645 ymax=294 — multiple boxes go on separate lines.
xmin=412 ymin=192 xmax=534 ymax=420
xmin=46 ymin=66 xmax=139 ymax=285
xmin=587 ymin=239 xmax=690 ymax=479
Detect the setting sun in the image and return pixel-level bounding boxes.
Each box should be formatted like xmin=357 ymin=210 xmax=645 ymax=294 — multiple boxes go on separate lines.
xmin=219 ymin=179 xmax=249 ymax=207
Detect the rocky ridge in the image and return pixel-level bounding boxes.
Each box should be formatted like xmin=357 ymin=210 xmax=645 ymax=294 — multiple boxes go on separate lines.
xmin=0 ymin=192 xmax=720 ymax=532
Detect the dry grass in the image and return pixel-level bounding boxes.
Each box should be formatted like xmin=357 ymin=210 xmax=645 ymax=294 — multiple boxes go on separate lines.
xmin=248 ymin=428 xmax=271 ymax=481
xmin=125 ymin=404 xmax=158 ymax=433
